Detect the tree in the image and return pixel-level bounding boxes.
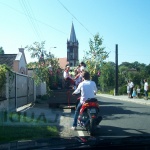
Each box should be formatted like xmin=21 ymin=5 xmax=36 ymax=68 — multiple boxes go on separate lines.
xmin=120 ymin=62 xmax=132 ymax=68
xmin=0 ymin=47 xmax=4 ymax=54
xmin=25 ymin=41 xmax=60 ymax=94
xmin=145 ymin=64 xmax=150 ymax=76
xmin=132 ymin=61 xmax=141 ymax=71
xmin=119 ymin=65 xmax=128 ymax=75
xmin=98 ymin=62 xmax=115 ymax=92
xmin=0 ymin=64 xmax=11 ymax=96
xmin=83 ymin=33 xmax=109 ymax=80
xmin=118 ymin=65 xmax=129 ymax=86
xmin=117 ymin=61 xmax=150 ymax=95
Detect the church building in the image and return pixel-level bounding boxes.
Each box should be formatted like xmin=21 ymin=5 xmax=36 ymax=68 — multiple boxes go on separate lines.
xmin=67 ymin=23 xmax=79 ymax=67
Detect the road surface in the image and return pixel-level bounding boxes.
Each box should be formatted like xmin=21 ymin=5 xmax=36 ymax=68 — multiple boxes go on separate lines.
xmin=69 ymin=96 xmax=150 ymax=137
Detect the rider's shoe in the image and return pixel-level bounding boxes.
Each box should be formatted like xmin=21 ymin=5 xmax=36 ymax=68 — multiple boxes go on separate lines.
xmin=71 ymin=126 xmax=77 ymax=130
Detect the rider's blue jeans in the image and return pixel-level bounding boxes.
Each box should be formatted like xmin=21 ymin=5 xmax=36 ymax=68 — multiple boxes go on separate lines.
xmin=73 ymin=102 xmax=82 ymax=127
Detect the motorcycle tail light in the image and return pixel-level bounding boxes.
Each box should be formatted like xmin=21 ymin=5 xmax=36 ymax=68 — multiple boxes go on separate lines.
xmin=89 ymin=102 xmax=99 ymax=107
xmin=84 ymin=103 xmax=89 ymax=107
xmin=92 ymin=115 xmax=96 ymax=118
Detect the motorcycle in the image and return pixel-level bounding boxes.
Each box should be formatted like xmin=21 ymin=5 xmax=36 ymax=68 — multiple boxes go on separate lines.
xmin=76 ymin=97 xmax=102 ymax=136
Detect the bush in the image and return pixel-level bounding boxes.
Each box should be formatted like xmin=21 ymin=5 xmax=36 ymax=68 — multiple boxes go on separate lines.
xmin=92 ymin=75 xmax=98 ymax=86
xmin=0 ymin=65 xmax=10 ymax=93
xmin=41 ymin=94 xmax=49 ymax=100
xmin=109 ymin=89 xmax=114 ymax=95
xmin=118 ymin=85 xmax=127 ymax=95
xmin=36 ymin=94 xmax=49 ymax=100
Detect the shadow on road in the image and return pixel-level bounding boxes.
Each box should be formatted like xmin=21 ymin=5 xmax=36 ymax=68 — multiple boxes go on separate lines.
xmin=99 ymin=104 xmax=150 ymax=120
xmin=99 ymin=101 xmax=123 ymax=106
xmin=94 ymin=125 xmax=150 ymax=136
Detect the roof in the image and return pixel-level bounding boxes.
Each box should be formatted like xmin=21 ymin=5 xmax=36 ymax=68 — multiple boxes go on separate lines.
xmin=128 ymin=68 xmax=137 ymax=72
xmin=15 ymin=52 xmax=22 ymax=60
xmin=58 ymin=58 xmax=69 ymax=69
xmin=19 ymin=48 xmax=27 ymax=64
xmin=0 ymin=54 xmax=17 ymax=68
xmin=69 ymin=22 xmax=77 ymax=42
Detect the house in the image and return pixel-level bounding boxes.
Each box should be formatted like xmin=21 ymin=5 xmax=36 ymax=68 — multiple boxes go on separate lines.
xmin=0 ymin=48 xmax=27 ymax=75
xmin=0 ymin=48 xmax=36 ymax=111
xmin=128 ymin=68 xmax=137 ymax=73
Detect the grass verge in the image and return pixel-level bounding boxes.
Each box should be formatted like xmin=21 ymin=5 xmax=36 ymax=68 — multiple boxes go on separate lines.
xmin=0 ymin=125 xmax=59 ymax=142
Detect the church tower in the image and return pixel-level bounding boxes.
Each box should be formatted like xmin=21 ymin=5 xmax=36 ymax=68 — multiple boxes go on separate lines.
xmin=67 ymin=23 xmax=79 ymax=67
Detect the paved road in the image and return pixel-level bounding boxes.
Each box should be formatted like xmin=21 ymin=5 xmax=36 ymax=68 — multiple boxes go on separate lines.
xmin=71 ymin=95 xmax=150 ymax=137
xmin=8 ymin=95 xmax=150 ymax=138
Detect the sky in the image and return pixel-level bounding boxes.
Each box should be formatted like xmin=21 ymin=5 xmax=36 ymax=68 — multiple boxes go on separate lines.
xmin=0 ymin=0 xmax=150 ymax=65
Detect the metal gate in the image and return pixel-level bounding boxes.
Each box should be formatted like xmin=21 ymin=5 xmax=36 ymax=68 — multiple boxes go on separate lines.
xmin=8 ymin=72 xmax=34 ymax=111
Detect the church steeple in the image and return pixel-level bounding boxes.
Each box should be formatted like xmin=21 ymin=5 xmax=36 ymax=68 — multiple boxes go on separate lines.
xmin=67 ymin=23 xmax=79 ymax=67
xmin=70 ymin=23 xmax=77 ymax=43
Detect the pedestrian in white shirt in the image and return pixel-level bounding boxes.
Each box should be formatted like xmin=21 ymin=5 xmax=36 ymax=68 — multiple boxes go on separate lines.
xmin=127 ymin=80 xmax=130 ymax=98
xmin=71 ymin=71 xmax=97 ymax=130
xmin=129 ymin=80 xmax=134 ymax=98
xmin=144 ymin=79 xmax=149 ymax=100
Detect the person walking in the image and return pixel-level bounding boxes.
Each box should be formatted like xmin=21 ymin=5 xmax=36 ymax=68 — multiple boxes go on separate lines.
xmin=132 ymin=88 xmax=137 ymax=98
xmin=136 ymin=86 xmax=141 ymax=98
xmin=127 ymin=80 xmax=130 ymax=98
xmin=144 ymin=79 xmax=149 ymax=100
xmin=129 ymin=80 xmax=134 ymax=98
xmin=71 ymin=71 xmax=97 ymax=130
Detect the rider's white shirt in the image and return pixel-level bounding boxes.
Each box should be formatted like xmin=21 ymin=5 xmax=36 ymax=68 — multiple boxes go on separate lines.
xmin=73 ymin=80 xmax=97 ymax=104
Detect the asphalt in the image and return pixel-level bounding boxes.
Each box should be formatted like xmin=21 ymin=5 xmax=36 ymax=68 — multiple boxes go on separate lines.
xmin=2 ymin=94 xmax=149 ymax=138
xmin=97 ymin=94 xmax=150 ymax=106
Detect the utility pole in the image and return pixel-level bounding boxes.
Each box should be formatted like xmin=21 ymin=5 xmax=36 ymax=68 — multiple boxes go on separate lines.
xmin=115 ymin=44 xmax=118 ymax=95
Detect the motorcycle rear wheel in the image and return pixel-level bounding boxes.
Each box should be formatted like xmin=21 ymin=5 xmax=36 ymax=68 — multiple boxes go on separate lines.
xmin=89 ymin=118 xmax=96 ymax=136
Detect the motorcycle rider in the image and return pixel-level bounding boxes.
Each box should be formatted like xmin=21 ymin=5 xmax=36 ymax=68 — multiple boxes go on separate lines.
xmin=71 ymin=71 xmax=97 ymax=130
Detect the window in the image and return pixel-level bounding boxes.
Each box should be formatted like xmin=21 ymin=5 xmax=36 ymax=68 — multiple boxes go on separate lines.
xmin=20 ymin=67 xmax=25 ymax=74
xmin=70 ymin=62 xmax=73 ymax=66
xmin=70 ymin=54 xmax=73 ymax=59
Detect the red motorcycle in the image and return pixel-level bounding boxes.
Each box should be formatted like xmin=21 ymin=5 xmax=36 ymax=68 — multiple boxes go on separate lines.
xmin=76 ymin=97 xmax=102 ymax=136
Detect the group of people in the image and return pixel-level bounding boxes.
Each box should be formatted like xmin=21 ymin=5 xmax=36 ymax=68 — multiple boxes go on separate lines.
xmin=127 ymin=79 xmax=149 ymax=100
xmin=63 ymin=62 xmax=86 ymax=89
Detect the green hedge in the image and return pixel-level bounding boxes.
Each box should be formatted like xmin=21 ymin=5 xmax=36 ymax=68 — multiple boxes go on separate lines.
xmin=118 ymin=85 xmax=127 ymax=95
